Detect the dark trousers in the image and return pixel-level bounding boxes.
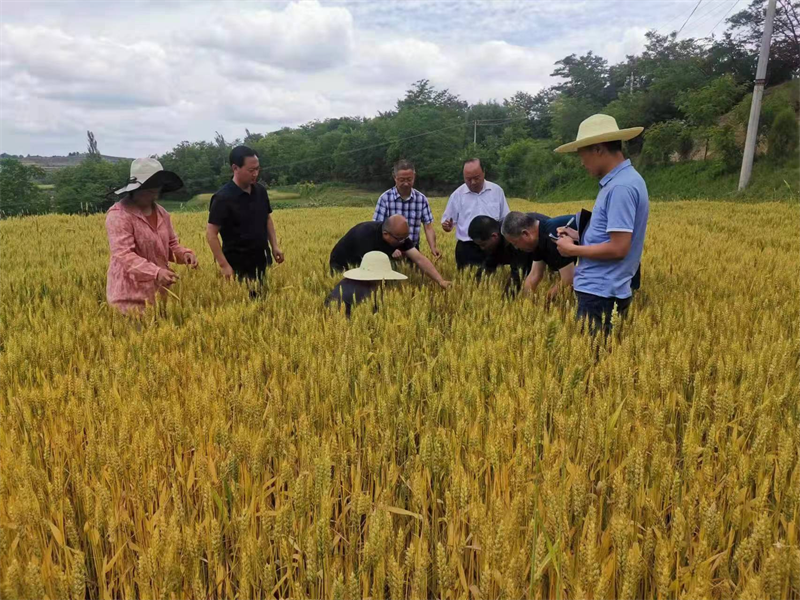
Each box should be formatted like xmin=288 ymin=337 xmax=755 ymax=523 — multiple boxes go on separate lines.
xmin=576 ymin=291 xmax=633 ymax=335
xmin=455 ymin=240 xmax=485 ymax=270
xmin=229 ymin=252 xmax=270 ymax=298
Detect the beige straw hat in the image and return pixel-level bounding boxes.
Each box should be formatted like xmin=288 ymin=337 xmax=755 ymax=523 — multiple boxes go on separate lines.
xmin=344 ymin=251 xmax=408 ymax=281
xmin=115 ymin=157 xmax=183 ymax=195
xmin=554 ymin=114 xmax=644 ymax=153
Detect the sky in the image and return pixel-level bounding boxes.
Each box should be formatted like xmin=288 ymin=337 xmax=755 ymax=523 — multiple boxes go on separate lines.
xmin=0 ymin=0 xmax=738 ymax=157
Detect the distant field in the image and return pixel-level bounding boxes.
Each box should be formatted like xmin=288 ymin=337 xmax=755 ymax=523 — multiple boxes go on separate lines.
xmin=161 ymin=186 xmax=379 ymax=212
xmin=36 ymin=184 xmax=55 ymax=190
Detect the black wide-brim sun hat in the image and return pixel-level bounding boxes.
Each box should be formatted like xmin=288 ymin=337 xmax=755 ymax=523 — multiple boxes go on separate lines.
xmin=115 ymin=158 xmax=183 ymax=195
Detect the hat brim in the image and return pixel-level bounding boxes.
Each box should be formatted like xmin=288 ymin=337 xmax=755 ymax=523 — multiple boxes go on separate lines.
xmin=554 ymin=127 xmax=644 ymax=153
xmin=343 ymin=268 xmax=408 ymax=282
xmin=115 ymin=170 xmax=184 ymax=195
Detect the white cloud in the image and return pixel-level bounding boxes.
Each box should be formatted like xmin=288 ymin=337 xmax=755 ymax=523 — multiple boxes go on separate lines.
xmin=0 ymin=0 xmax=680 ymax=157
xmin=197 ymin=1 xmax=355 ymax=73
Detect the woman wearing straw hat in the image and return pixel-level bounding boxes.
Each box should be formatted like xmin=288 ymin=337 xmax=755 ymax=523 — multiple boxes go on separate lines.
xmin=325 ymin=251 xmax=407 ymax=318
xmin=552 ymin=114 xmax=649 ymax=334
xmin=105 ymin=158 xmax=197 ymax=314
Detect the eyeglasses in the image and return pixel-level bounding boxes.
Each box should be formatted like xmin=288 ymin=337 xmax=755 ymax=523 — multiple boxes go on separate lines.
xmin=386 ymin=231 xmax=409 ymax=243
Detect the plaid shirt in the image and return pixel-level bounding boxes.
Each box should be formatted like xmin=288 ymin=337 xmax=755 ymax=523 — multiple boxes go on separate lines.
xmin=372 ymin=187 xmax=433 ymax=245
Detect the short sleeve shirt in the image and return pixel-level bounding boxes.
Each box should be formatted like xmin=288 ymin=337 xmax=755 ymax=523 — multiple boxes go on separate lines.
xmin=208 ymin=181 xmax=272 ymax=264
xmin=530 ymin=214 xmax=577 ymax=272
xmin=574 ymin=160 xmax=649 ymax=299
xmin=372 ymin=188 xmax=433 ymax=245
xmin=329 ymin=221 xmax=414 ymax=272
xmin=441 ymin=181 xmax=511 ymax=242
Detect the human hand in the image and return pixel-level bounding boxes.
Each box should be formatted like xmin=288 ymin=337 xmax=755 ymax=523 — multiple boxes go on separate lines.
xmin=273 ymin=247 xmax=285 ymax=264
xmin=183 ymin=252 xmax=198 ymax=268
xmin=392 ymin=249 xmax=403 ymax=259
xmin=157 ymin=268 xmax=179 ymax=287
xmin=442 ymin=219 xmax=454 ymax=233
xmin=556 ymin=226 xmax=579 ymax=242
xmin=220 ymin=264 xmax=234 ymax=279
xmin=430 ymin=246 xmax=442 ymax=261
xmin=556 ymin=236 xmax=578 ymax=257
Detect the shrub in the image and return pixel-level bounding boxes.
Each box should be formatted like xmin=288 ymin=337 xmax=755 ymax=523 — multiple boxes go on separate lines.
xmin=767 ymin=107 xmax=799 ymax=163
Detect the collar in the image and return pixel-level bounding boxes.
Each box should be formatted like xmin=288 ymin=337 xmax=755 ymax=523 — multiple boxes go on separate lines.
xmin=466 ymin=181 xmax=490 ymax=195
xmin=393 ymin=187 xmax=415 ymax=201
xmin=228 ymin=179 xmax=253 ymax=195
xmin=599 ymin=159 xmax=631 ymax=188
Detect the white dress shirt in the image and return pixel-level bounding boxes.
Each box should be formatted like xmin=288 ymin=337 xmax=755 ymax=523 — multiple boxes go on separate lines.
xmin=441 ymin=181 xmax=511 ymax=242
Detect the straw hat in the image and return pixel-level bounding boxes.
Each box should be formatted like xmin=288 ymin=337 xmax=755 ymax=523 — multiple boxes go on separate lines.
xmin=115 ymin=158 xmax=183 ymax=195
xmin=344 ymin=251 xmax=408 ymax=281
xmin=554 ymin=114 xmax=644 ymax=153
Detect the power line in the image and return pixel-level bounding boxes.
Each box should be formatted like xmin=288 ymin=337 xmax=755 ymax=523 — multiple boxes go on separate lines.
xmin=677 ymin=0 xmax=705 ymax=35
xmin=708 ymin=0 xmax=741 ymax=35
xmin=681 ymin=0 xmax=737 ymax=37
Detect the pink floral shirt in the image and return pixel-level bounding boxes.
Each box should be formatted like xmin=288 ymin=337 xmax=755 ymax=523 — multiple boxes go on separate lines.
xmin=105 ymin=202 xmax=192 ymax=312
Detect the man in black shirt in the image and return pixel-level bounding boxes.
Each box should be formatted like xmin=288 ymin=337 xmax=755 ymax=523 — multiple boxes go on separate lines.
xmin=500 ymin=211 xmax=576 ymax=300
xmin=329 ymin=215 xmax=450 ymax=289
xmin=206 ymin=146 xmax=284 ymax=282
xmin=468 ymin=215 xmax=537 ymax=293
xmin=325 ymin=251 xmax=407 ymax=317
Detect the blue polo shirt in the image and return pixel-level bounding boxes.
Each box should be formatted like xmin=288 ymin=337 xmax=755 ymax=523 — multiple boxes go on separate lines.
xmin=574 ymin=159 xmax=649 ymax=299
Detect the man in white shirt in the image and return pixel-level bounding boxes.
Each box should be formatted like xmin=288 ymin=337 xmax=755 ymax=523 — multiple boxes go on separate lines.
xmin=441 ymin=158 xmax=511 ymax=269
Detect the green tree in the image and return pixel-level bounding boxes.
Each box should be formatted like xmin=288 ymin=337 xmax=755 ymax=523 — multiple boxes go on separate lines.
xmin=496 ymin=138 xmax=587 ymax=198
xmin=384 ymin=106 xmax=465 ymax=187
xmin=549 ymin=95 xmax=600 ymax=142
xmin=396 ymin=79 xmax=468 ymax=112
xmin=53 ymin=159 xmax=131 ymax=214
xmin=551 ymin=52 xmax=612 ymax=105
xmin=0 ymin=158 xmax=48 ymax=217
xmin=86 ymin=130 xmax=101 ymax=162
xmin=159 ymin=141 xmax=228 ymax=198
xmin=710 ymin=123 xmax=743 ymax=174
xmin=767 ymin=107 xmax=799 ymax=162
xmin=727 ymin=0 xmax=799 ymax=84
xmin=504 ymin=89 xmax=556 ymax=138
xmin=677 ymin=74 xmax=748 ymax=157
xmin=641 ymin=120 xmax=692 ymax=165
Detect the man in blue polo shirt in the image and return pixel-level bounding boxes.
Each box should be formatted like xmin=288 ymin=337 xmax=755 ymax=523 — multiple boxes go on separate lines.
xmin=553 ymin=114 xmax=649 ymax=334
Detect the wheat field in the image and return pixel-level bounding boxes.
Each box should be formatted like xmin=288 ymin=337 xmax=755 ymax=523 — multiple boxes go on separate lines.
xmin=1 ymin=199 xmax=799 ymax=600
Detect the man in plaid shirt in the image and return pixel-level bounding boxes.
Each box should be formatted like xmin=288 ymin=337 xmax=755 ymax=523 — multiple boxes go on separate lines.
xmin=372 ymin=160 xmax=442 ymax=260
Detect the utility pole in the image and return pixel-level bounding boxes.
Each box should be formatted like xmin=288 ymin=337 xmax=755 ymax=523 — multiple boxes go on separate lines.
xmin=738 ymin=0 xmax=777 ymax=191
xmin=473 ymin=120 xmax=477 ymax=145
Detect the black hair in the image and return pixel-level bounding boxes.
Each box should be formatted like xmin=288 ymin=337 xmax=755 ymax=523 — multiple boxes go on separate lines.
xmin=598 ymin=140 xmax=623 ymax=154
xmin=463 ymin=157 xmax=484 ymax=171
xmin=468 ymin=215 xmax=500 ymax=241
xmin=229 ymin=145 xmax=259 ymax=167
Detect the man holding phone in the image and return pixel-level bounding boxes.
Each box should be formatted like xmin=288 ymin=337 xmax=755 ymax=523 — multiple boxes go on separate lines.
xmin=552 ymin=114 xmax=649 ymax=334
xmin=500 ymin=211 xmax=576 ymax=300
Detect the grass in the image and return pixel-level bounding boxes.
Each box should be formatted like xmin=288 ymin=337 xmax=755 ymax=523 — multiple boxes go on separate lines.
xmin=536 ymin=159 xmax=799 ymax=203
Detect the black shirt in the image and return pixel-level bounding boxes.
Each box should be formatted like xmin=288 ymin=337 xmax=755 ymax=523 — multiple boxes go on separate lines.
xmin=208 ymin=181 xmax=272 ymax=268
xmin=325 ymin=279 xmax=379 ymax=317
xmin=329 ymin=221 xmax=414 ymax=272
xmin=480 ymin=238 xmax=534 ymax=292
xmin=529 ymin=214 xmax=576 ymax=272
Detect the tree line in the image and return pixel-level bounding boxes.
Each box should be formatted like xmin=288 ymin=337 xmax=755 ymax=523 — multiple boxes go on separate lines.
xmin=1 ymin=0 xmax=798 ymax=217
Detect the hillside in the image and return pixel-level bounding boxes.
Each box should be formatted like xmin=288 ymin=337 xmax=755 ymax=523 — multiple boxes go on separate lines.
xmin=1 ymin=152 xmax=131 ymax=172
